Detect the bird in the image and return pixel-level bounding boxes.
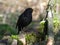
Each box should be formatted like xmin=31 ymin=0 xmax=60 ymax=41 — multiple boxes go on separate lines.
xmin=16 ymin=8 xmax=33 ymax=34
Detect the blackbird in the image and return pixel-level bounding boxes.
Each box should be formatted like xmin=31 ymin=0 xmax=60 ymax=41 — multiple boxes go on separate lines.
xmin=16 ymin=8 xmax=33 ymax=34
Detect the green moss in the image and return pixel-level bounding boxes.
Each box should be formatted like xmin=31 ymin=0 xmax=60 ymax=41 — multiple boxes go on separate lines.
xmin=25 ymin=33 xmax=36 ymax=44
xmin=11 ymin=35 xmax=18 ymax=40
xmin=38 ymin=20 xmax=45 ymax=33
xmin=11 ymin=35 xmax=23 ymax=45
xmin=38 ymin=16 xmax=60 ymax=35
xmin=53 ymin=17 xmax=60 ymax=34
xmin=17 ymin=40 xmax=23 ymax=45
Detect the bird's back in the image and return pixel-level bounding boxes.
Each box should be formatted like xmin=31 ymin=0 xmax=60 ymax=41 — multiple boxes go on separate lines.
xmin=20 ymin=13 xmax=32 ymax=27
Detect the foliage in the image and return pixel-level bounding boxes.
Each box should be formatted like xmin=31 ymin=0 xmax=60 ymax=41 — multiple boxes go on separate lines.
xmin=11 ymin=35 xmax=18 ymax=40
xmin=53 ymin=16 xmax=60 ymax=34
xmin=38 ymin=16 xmax=60 ymax=35
xmin=38 ymin=20 xmax=45 ymax=33
xmin=11 ymin=35 xmax=23 ymax=45
xmin=38 ymin=16 xmax=60 ymax=40
xmin=17 ymin=40 xmax=23 ymax=45
xmin=0 ymin=24 xmax=17 ymax=35
xmin=38 ymin=20 xmax=48 ymax=41
xmin=25 ymin=32 xmax=36 ymax=44
xmin=0 ymin=35 xmax=4 ymax=39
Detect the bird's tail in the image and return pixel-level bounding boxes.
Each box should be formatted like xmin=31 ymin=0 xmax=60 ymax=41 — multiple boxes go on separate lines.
xmin=18 ymin=30 xmax=20 ymax=34
xmin=15 ymin=23 xmax=19 ymax=34
xmin=16 ymin=22 xmax=18 ymax=28
xmin=18 ymin=27 xmax=21 ymax=34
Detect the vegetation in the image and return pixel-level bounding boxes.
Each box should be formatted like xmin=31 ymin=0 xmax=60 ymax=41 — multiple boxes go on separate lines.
xmin=0 ymin=24 xmax=17 ymax=35
xmin=25 ymin=32 xmax=36 ymax=45
xmin=0 ymin=0 xmax=60 ymax=45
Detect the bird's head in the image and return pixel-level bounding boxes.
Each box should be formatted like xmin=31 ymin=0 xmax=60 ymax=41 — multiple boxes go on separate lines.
xmin=25 ymin=8 xmax=33 ymax=13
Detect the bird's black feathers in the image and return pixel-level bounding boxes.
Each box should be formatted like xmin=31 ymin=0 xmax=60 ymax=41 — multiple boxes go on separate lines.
xmin=16 ymin=8 xmax=33 ymax=34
